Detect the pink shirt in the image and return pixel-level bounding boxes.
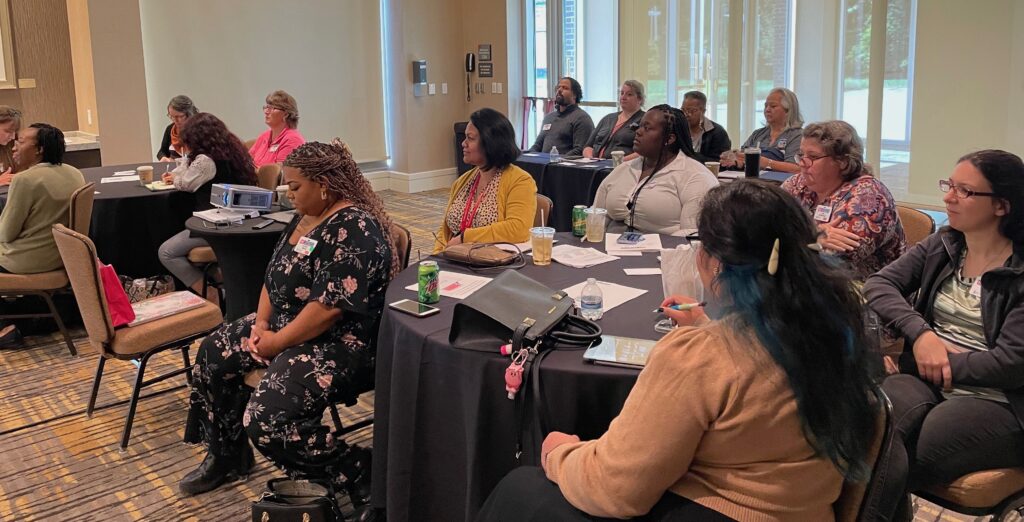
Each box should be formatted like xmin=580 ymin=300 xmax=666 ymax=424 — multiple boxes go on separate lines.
xmin=249 ymin=127 xmax=305 ymax=167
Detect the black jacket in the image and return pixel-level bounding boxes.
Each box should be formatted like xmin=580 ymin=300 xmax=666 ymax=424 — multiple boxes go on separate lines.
xmin=691 ymin=120 xmax=731 ymax=164
xmin=864 ymin=227 xmax=1024 ymax=429
xmin=157 ymin=124 xmax=182 ymax=160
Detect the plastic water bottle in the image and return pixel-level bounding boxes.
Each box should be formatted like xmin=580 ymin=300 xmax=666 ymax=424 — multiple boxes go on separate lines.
xmin=580 ymin=278 xmax=604 ymax=321
xmin=549 ymin=146 xmax=560 ymax=163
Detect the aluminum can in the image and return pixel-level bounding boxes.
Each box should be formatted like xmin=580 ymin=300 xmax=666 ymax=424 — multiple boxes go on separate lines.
xmin=572 ymin=205 xmax=587 ymax=237
xmin=417 ymin=260 xmax=440 ymax=304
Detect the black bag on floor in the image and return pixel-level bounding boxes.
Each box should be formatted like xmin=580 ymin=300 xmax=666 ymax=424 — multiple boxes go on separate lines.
xmin=251 ymin=478 xmax=342 ymax=522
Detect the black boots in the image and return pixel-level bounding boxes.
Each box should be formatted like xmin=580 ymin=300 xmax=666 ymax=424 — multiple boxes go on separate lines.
xmin=336 ymin=445 xmax=372 ymax=506
xmin=180 ymin=444 xmax=255 ymax=496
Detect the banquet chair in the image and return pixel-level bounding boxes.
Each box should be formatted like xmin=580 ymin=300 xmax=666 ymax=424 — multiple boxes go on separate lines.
xmin=896 ymin=206 xmax=936 ymax=248
xmin=914 ymin=469 xmax=1024 ymax=521
xmin=256 ymin=163 xmax=282 ymax=191
xmin=52 ymin=224 xmax=223 ymax=449
xmin=389 ymin=222 xmax=412 ymax=270
xmin=0 ymin=182 xmax=94 ymax=356
xmin=534 ymin=194 xmax=553 ymax=227
xmin=833 ymin=386 xmax=895 ymax=522
xmin=187 ymin=246 xmax=224 ymax=313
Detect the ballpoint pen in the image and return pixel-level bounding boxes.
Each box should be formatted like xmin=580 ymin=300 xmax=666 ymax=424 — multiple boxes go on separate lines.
xmin=652 ymin=301 xmax=707 ymax=313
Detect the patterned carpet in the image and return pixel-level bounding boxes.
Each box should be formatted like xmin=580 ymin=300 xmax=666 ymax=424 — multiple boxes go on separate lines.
xmin=0 ymin=188 xmax=988 ymax=521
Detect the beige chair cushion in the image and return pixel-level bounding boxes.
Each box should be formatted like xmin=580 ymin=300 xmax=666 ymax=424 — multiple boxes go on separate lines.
xmin=0 ymin=270 xmax=69 ymax=291
xmin=187 ymin=247 xmax=217 ymax=264
xmin=244 ymin=368 xmax=267 ymax=389
xmin=923 ymin=468 xmax=1024 ymax=508
xmin=108 ymin=301 xmax=223 ymax=356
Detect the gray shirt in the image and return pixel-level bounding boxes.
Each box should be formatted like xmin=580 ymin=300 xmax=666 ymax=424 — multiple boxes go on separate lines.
xmin=741 ymin=126 xmax=803 ymax=163
xmin=529 ymin=104 xmax=595 ymax=156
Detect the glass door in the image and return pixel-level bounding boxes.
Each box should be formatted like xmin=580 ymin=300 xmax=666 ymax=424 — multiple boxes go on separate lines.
xmin=673 ymin=0 xmax=731 ymax=125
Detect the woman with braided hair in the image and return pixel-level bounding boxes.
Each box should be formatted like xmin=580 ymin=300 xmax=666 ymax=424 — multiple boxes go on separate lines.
xmin=181 ymin=140 xmax=396 ymax=509
xmin=592 ymin=104 xmax=718 ymax=236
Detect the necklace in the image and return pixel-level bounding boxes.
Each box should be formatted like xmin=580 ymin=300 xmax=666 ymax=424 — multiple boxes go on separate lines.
xmin=962 ymin=242 xmax=1012 ymax=278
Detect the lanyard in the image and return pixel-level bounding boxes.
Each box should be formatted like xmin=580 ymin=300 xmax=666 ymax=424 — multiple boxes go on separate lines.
xmin=459 ymin=173 xmax=486 ymax=233
xmin=598 ymin=118 xmax=630 ymax=158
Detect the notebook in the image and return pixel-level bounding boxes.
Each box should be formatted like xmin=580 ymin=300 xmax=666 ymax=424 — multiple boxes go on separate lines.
xmin=582 ymin=335 xmax=659 ymax=369
xmin=128 ymin=291 xmax=207 ymax=327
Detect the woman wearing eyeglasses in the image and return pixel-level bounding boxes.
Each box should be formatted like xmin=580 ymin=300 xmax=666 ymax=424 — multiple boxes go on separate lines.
xmin=781 ymin=120 xmax=905 ymax=278
xmin=863 ymin=150 xmax=1024 ymax=518
xmin=157 ymin=95 xmax=198 ymax=162
xmin=249 ymin=90 xmax=306 ymax=168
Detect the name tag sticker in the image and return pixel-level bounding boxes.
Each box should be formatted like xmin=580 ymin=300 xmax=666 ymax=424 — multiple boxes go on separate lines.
xmin=269 ymin=144 xmax=280 ymax=152
xmin=970 ymin=279 xmax=982 ymax=299
xmin=295 ymin=237 xmax=318 ymax=257
xmin=542 ymin=124 xmax=552 ymax=131
xmin=813 ymin=204 xmax=834 ymax=222
xmin=777 ymin=138 xmax=788 ymax=148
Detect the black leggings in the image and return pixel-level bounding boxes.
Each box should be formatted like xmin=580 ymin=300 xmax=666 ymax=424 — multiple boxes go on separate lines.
xmin=871 ymin=374 xmax=1024 ymax=519
xmin=476 ymin=466 xmax=736 ymax=522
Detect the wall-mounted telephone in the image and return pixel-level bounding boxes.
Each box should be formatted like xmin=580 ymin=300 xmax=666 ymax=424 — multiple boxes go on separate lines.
xmin=465 ymin=53 xmax=475 ymax=101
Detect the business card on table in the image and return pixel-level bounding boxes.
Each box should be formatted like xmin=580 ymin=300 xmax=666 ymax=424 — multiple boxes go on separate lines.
xmin=623 ymin=268 xmax=661 ymax=275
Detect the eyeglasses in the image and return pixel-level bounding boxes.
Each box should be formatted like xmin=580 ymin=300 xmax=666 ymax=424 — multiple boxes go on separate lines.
xmin=939 ymin=179 xmax=997 ymax=199
xmin=795 ymin=153 xmax=829 ymax=167
xmin=167 ymin=113 xmax=187 ymax=122
xmin=262 ymin=105 xmax=284 ymax=112
xmin=681 ymin=107 xmax=703 ymax=115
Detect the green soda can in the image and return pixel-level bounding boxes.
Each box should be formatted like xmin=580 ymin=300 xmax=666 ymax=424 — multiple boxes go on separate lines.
xmin=417 ymin=260 xmax=440 ymax=304
xmin=572 ymin=205 xmax=587 ymax=237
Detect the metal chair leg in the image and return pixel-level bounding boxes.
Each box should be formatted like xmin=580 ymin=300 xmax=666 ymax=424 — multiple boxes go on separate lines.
xmin=39 ymin=291 xmax=76 ymax=356
xmin=329 ymin=403 xmax=343 ymax=432
xmin=119 ymin=351 xmax=153 ymax=449
xmin=181 ymin=345 xmax=193 ymax=386
xmin=87 ymin=356 xmax=107 ymax=417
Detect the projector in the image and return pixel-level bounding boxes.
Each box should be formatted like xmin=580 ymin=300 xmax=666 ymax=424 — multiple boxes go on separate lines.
xmin=210 ymin=183 xmax=274 ymax=211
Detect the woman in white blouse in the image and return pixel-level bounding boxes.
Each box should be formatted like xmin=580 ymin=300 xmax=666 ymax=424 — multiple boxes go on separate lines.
xmin=157 ymin=113 xmax=257 ymax=302
xmin=592 ymin=105 xmax=718 ymax=236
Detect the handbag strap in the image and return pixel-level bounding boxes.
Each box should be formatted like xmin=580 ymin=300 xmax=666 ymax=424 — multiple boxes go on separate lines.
xmin=547 ymin=314 xmax=602 ymax=346
xmin=467 ymin=243 xmax=526 ymax=272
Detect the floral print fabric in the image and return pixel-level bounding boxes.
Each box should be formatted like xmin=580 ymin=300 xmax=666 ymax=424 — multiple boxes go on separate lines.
xmin=782 ymin=173 xmax=906 ymax=278
xmin=184 ymin=206 xmax=392 ymax=485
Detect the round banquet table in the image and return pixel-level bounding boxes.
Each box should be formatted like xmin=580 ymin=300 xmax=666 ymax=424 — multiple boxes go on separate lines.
xmin=184 ymin=215 xmax=288 ymax=322
xmin=372 ymin=233 xmax=685 ymax=522
xmin=0 ymin=162 xmax=194 ymax=278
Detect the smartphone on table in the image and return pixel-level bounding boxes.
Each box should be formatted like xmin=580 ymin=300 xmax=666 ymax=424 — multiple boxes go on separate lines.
xmin=617 ymin=231 xmax=644 ymax=244
xmin=388 ymin=299 xmax=441 ymax=318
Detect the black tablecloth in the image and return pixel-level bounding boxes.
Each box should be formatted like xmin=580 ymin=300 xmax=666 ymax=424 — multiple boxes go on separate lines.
xmin=514 ymin=153 xmax=614 ymax=232
xmin=0 ymin=162 xmax=194 ymax=278
xmin=372 ymin=233 xmax=684 ymax=522
xmin=184 ymin=216 xmax=287 ymax=322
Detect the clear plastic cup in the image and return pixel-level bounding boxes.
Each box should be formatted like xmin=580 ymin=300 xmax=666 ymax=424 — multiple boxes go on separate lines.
xmin=584 ymin=207 xmax=607 ymax=243
xmin=530 ymin=226 xmax=555 ymax=266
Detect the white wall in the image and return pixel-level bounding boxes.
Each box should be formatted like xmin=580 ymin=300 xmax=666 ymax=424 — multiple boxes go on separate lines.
xmin=139 ymin=1 xmax=387 ymax=163
xmin=904 ymin=0 xmax=1023 ymax=206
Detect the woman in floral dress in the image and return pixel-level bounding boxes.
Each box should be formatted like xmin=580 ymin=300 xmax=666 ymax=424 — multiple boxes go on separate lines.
xmin=180 ymin=140 xmax=398 ymax=507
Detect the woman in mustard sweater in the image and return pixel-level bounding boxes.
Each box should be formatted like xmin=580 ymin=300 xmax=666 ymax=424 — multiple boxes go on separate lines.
xmin=433 ymin=108 xmax=536 ymax=253
xmin=480 ymin=180 xmax=877 ymax=521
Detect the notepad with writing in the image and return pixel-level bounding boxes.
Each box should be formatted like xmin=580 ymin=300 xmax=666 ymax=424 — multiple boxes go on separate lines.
xmin=128 ymin=291 xmax=207 ymax=327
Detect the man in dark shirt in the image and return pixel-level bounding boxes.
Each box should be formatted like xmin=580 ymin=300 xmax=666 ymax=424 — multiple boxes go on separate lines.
xmin=681 ymin=90 xmax=731 ymax=163
xmin=528 ymin=77 xmax=594 ymax=156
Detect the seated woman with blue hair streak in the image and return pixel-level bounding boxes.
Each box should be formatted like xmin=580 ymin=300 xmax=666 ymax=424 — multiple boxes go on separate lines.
xmin=479 ymin=180 xmax=877 ymax=521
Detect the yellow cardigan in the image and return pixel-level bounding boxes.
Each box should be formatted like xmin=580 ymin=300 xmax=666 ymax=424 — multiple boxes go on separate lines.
xmin=432 ymin=164 xmax=537 ymax=253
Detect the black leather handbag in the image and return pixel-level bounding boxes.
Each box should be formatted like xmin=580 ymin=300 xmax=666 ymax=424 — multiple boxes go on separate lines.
xmin=449 ymin=270 xmax=600 ymax=353
xmin=251 ymin=478 xmax=342 ymax=522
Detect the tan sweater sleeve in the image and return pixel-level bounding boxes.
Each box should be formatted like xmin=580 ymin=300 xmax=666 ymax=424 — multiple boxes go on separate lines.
xmin=544 ymin=326 xmax=732 ymax=518
xmin=0 ymin=174 xmax=34 ymax=243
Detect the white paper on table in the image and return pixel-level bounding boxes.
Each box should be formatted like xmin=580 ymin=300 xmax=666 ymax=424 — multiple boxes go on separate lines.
xmin=556 ymin=162 xmax=579 ymax=166
xmin=624 ymin=268 xmax=661 ymax=275
xmin=113 ymin=170 xmax=137 ymax=176
xmin=717 ymin=172 xmax=743 ymax=180
xmin=571 ymin=157 xmax=600 ymax=163
xmin=550 ymin=244 xmax=619 ymax=268
xmin=100 ymin=176 xmax=141 ymax=184
xmin=562 ymin=280 xmax=647 ymax=313
xmin=521 ymin=153 xmax=541 ymax=157
xmin=608 ymin=250 xmax=642 ymax=257
xmin=605 ymin=233 xmax=663 ymax=254
xmin=404 ymin=271 xmax=492 ymax=300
